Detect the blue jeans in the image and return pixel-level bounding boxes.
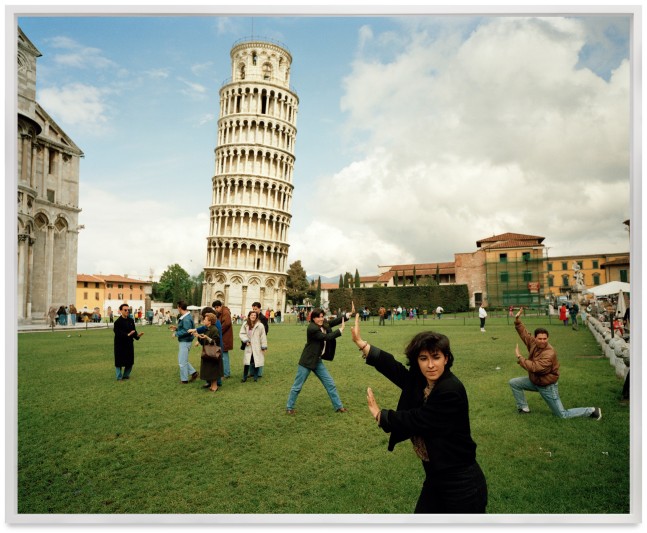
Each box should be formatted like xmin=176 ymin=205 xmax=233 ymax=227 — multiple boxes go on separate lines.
xmin=71 ymin=314 xmax=76 ymax=325
xmin=286 ymin=360 xmax=343 ymax=411
xmin=115 ymin=366 xmax=132 ymax=380
xmin=178 ymin=341 xmax=196 ymax=382
xmin=222 ymin=350 xmax=231 ymax=377
xmin=509 ymin=377 xmax=594 ymax=418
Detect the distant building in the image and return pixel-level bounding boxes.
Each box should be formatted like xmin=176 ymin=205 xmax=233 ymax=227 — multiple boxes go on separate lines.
xmin=546 ymin=253 xmax=630 ymax=297
xmin=76 ymin=274 xmax=152 ymax=317
xmin=375 ymin=262 xmax=456 ymax=287
xmin=17 ymin=27 xmax=83 ymax=324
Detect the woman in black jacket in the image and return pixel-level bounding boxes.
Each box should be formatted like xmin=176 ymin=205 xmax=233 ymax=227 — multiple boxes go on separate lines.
xmin=351 ymin=314 xmax=487 ymax=514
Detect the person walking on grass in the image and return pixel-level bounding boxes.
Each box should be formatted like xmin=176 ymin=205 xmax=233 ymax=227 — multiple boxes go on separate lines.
xmin=509 ymin=307 xmax=601 ymax=420
xmin=350 ymin=314 xmax=487 ymax=514
xmin=285 ymin=306 xmax=354 ymax=415
xmin=478 ymin=303 xmax=487 ymax=332
xmin=239 ymin=310 xmax=268 ymax=382
xmin=113 ymin=303 xmax=144 ymax=381
xmin=169 ymin=300 xmax=199 ymax=384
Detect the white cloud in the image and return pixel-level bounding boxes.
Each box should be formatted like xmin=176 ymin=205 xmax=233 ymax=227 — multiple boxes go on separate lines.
xmin=78 ymin=185 xmax=208 ymax=279
xmin=146 ymin=68 xmax=171 ymax=79
xmin=311 ymin=16 xmax=630 ymax=276
xmin=38 ymin=83 xmax=111 ymax=133
xmin=178 ymin=77 xmax=208 ymax=99
xmin=48 ymin=35 xmax=116 ymax=69
xmin=191 ymin=62 xmax=214 ymax=77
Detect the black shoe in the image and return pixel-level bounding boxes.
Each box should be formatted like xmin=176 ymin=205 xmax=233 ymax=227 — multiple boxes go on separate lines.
xmin=190 ymin=372 xmax=199 ymax=382
xmin=241 ymin=378 xmax=247 ymax=383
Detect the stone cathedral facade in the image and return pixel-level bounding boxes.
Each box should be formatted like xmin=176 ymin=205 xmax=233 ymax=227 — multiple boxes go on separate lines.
xmin=16 ymin=28 xmax=83 ymax=324
xmin=202 ymin=39 xmax=298 ymax=316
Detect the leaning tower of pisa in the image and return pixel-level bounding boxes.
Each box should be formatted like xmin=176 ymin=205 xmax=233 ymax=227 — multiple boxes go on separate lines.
xmin=202 ymin=38 xmax=298 ymax=316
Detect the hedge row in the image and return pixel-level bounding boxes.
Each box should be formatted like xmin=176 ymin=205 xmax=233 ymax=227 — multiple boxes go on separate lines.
xmin=328 ymin=285 xmax=470 ymax=315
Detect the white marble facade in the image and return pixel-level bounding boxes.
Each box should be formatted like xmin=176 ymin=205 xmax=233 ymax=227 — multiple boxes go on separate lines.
xmin=202 ymin=39 xmax=297 ymax=316
xmin=17 ymin=28 xmax=83 ymax=323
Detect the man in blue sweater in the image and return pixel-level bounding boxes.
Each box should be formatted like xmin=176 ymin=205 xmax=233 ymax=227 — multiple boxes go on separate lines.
xmin=169 ymin=300 xmax=199 ymax=384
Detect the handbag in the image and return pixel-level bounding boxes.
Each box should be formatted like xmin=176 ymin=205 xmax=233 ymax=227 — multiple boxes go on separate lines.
xmin=201 ymin=342 xmax=222 ymax=360
xmin=241 ymin=341 xmax=247 ymax=350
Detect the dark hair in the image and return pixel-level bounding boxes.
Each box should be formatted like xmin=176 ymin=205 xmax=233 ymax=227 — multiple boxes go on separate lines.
xmin=252 ymin=302 xmax=261 ymax=308
xmin=212 ymin=300 xmax=222 ymax=307
xmin=404 ymin=331 xmax=454 ymax=371
xmin=119 ymin=303 xmax=129 ymax=311
xmin=177 ymin=300 xmax=188 ymax=311
xmin=534 ymin=328 xmax=549 ymax=338
xmin=310 ymin=308 xmax=325 ymax=322
xmin=247 ymin=310 xmax=260 ymax=328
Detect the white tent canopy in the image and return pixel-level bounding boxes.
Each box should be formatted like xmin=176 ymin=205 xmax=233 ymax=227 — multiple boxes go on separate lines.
xmin=586 ymin=281 xmax=630 ymax=297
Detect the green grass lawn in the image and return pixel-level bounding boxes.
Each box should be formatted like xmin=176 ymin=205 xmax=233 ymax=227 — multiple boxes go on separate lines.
xmin=16 ymin=316 xmax=630 ymax=515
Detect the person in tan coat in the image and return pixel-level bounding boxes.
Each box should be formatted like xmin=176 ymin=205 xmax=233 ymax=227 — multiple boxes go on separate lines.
xmin=509 ymin=308 xmax=601 ymax=419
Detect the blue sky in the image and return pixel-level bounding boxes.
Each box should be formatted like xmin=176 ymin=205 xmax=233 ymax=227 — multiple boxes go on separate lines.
xmin=14 ymin=8 xmax=634 ymax=281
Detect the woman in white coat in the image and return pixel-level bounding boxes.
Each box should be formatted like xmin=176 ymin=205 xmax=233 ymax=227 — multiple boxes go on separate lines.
xmin=239 ymin=310 xmax=268 ymax=382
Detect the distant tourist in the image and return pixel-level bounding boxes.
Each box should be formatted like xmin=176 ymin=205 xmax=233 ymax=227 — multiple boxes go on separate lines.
xmin=479 ymin=303 xmax=487 ymax=332
xmin=252 ymin=302 xmax=269 ymax=379
xmin=239 ymin=310 xmax=268 ymax=382
xmin=285 ymin=307 xmax=353 ymax=415
xmin=509 ymin=307 xmax=601 ymax=420
xmin=193 ymin=312 xmax=222 ymax=392
xmin=113 ymin=303 xmax=144 ymax=381
xmin=213 ymin=300 xmax=233 ymax=379
xmin=435 ymin=305 xmax=444 ymax=319
xmin=559 ymin=303 xmax=568 ymax=326
xmin=169 ymin=300 xmax=199 ymax=384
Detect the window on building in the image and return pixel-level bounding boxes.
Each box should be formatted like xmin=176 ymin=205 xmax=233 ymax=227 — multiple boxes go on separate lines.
xmin=523 ymin=271 xmax=532 ymax=282
xmin=118 ymin=293 xmax=123 ymax=300
xmin=108 ymin=293 xmax=111 ymax=299
xmin=83 ymin=282 xmax=88 ymax=288
xmin=562 ymin=275 xmax=570 ymax=287
xmin=547 ymin=262 xmax=553 ymax=271
xmin=107 ymin=283 xmax=113 ymax=288
xmin=561 ymin=262 xmax=568 ymax=270
xmin=500 ymin=272 xmax=509 ymax=282
xmin=592 ymin=260 xmax=599 ymax=269
xmin=577 ymin=261 xmax=583 ymax=269
xmin=118 ymin=284 xmax=123 ymax=289
xmin=499 ymin=253 xmax=507 ymax=263
xmin=620 ymin=270 xmax=628 ymax=282
xmin=252 ymin=52 xmax=257 ymax=65
xmin=548 ymin=276 xmax=554 ymax=287
xmin=48 ymin=149 xmax=56 ymax=174
xmin=239 ymin=64 xmax=245 ymax=80
xmin=95 ymin=292 xmax=99 ymax=300
xmin=522 ymin=252 xmax=530 ymax=262
xmin=83 ymin=292 xmax=88 ymax=299
xmin=46 ymin=189 xmax=55 ymax=203
xmin=262 ymin=63 xmax=272 ymax=80
xmin=593 ymin=273 xmax=600 ymax=285
xmin=129 ymin=293 xmax=132 ymax=299
xmin=95 ymin=283 xmax=99 ymax=288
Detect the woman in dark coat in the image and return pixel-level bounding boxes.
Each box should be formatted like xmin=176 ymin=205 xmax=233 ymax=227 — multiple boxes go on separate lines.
xmin=195 ymin=312 xmax=223 ymax=392
xmin=351 ymin=314 xmax=487 ymax=514
xmin=113 ymin=303 xmax=143 ymax=380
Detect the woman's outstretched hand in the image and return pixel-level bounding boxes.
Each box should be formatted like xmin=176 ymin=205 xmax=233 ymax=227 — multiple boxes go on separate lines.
xmin=367 ymin=387 xmax=380 ymax=420
xmin=351 ymin=313 xmax=363 ymax=346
